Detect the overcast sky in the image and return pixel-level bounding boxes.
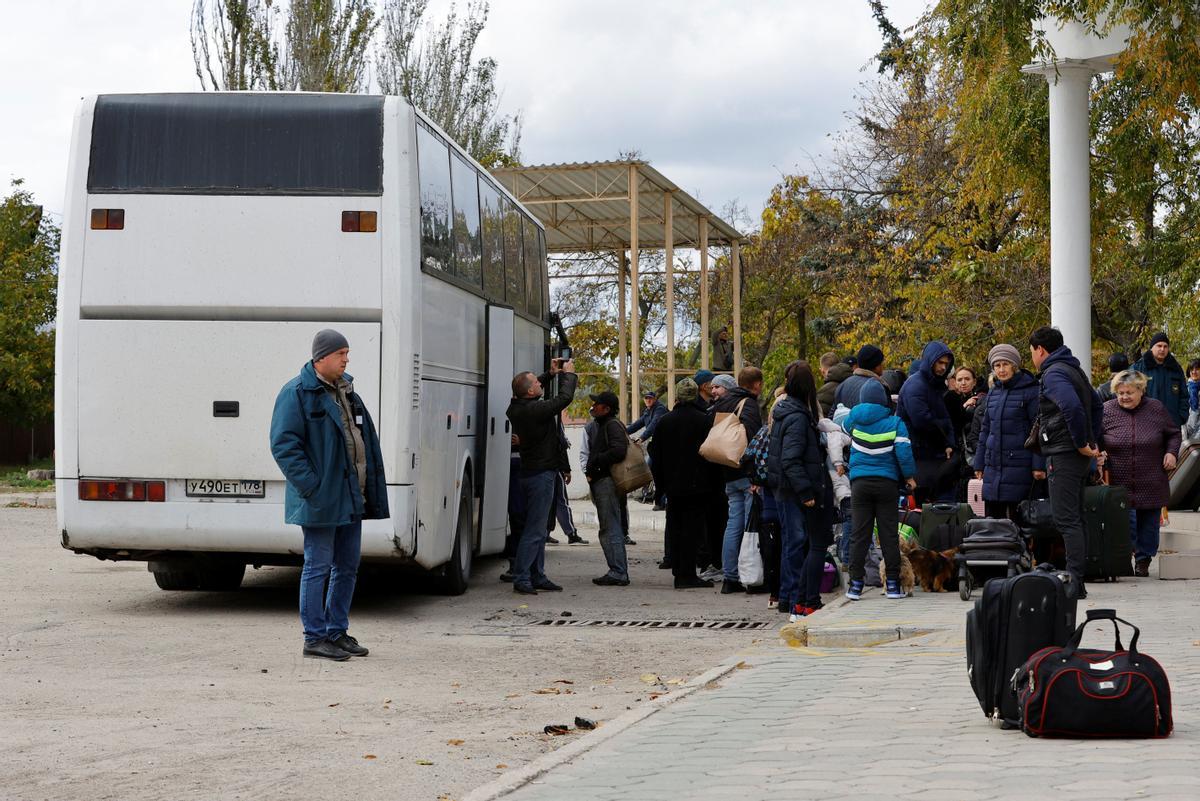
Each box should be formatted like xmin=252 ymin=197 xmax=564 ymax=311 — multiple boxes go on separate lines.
xmin=0 ymin=0 xmax=930 ymax=225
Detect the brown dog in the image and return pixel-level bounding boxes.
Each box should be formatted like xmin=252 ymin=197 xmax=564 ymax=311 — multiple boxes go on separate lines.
xmin=902 ymin=538 xmax=959 ymax=593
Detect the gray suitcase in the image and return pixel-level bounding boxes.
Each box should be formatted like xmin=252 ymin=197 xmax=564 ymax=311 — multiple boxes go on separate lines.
xmin=1168 ymin=441 xmax=1200 ymax=510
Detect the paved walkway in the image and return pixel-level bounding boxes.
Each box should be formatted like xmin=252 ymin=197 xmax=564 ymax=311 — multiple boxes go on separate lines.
xmin=474 ymin=569 xmax=1200 ymax=801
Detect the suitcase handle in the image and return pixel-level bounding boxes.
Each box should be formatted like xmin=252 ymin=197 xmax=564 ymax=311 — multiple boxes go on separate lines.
xmin=1060 ymin=610 xmax=1141 ymax=662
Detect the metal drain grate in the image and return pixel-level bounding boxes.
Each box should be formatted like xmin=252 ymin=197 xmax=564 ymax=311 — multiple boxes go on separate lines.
xmin=531 ymin=619 xmax=770 ymax=630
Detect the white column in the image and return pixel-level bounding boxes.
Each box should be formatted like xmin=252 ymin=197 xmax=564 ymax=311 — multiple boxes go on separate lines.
xmin=731 ymin=239 xmax=742 ymax=372
xmin=1047 ymin=65 xmax=1094 ymax=375
xmin=664 ymin=192 xmax=676 ymax=407
xmin=629 ymin=165 xmax=641 ymax=412
xmin=699 ymin=216 xmax=710 ymax=371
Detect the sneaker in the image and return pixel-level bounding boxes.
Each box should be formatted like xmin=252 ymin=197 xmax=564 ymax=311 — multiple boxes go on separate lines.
xmin=546 ymin=535 xmax=560 ymax=545
xmin=624 ymin=535 xmax=637 ymax=546
xmin=567 ymin=534 xmax=589 ymax=545
xmin=720 ymin=579 xmax=744 ymax=594
xmin=1134 ymin=558 xmax=1150 ymax=577
xmin=699 ymin=566 xmax=723 ymax=582
xmin=768 ymin=595 xmax=779 ymax=609
xmin=845 ymin=579 xmax=864 ymax=601
xmin=658 ymin=559 xmax=673 ymax=570
xmin=674 ymin=576 xmax=714 ymax=589
xmin=303 ymin=640 xmax=351 ymax=661
xmin=498 ymin=570 xmax=514 ymax=583
xmin=329 ymin=633 xmax=369 ymax=657
xmin=792 ymin=604 xmax=811 ymax=617
xmin=592 ymin=575 xmax=630 ymax=586
xmin=885 ymin=578 xmax=906 ymax=599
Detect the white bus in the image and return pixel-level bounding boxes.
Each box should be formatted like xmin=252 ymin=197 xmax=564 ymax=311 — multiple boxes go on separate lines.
xmin=56 ymin=92 xmax=552 ymax=594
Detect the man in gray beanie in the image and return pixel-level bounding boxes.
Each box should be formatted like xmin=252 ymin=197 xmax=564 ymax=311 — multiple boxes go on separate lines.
xmin=270 ymin=329 xmax=389 ymax=661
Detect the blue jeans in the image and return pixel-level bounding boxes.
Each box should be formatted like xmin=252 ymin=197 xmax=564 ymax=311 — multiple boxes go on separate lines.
xmin=514 ymin=469 xmax=557 ymax=586
xmin=722 ymin=477 xmax=753 ymax=581
xmin=837 ymin=496 xmax=853 ymax=564
xmin=590 ymin=476 xmax=629 ymax=581
xmin=775 ymin=493 xmax=809 ymax=611
xmin=1129 ymin=508 xmax=1161 ymax=562
xmin=300 ymin=520 xmax=362 ymax=644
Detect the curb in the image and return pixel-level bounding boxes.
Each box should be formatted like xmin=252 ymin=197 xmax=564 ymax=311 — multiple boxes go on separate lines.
xmin=778 ymin=591 xmax=949 ymax=649
xmin=1 ymin=491 xmax=55 ymax=509
xmin=461 ymin=655 xmax=746 ymax=801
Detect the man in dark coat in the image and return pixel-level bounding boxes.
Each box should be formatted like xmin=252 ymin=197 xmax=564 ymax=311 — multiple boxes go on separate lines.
xmin=1029 ymin=326 xmax=1103 ymax=598
xmin=1096 ymin=352 xmax=1130 ymax=403
xmin=712 ymin=366 xmax=765 ymax=593
xmin=627 ymin=391 xmax=668 ymax=439
xmin=649 ymin=378 xmax=716 ymax=588
xmin=834 ymin=344 xmax=888 ymax=411
xmin=270 ymin=329 xmax=389 ymax=661
xmin=897 ymin=341 xmax=957 ymax=503
xmin=1131 ymin=332 xmax=1189 ymax=427
xmin=817 ymin=352 xmax=852 ymax=417
xmin=584 ymin=391 xmax=631 ymax=586
xmin=506 ymin=360 xmax=578 ymax=595
xmin=972 ymin=344 xmax=1044 ymax=520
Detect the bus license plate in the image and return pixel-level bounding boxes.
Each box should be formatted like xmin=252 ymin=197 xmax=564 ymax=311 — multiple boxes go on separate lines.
xmin=186 ymin=479 xmax=265 ymax=498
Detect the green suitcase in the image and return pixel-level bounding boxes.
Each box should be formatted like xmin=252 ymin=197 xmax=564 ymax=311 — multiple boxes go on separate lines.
xmin=919 ymin=502 xmax=975 ymax=550
xmin=1083 ymin=484 xmax=1133 ymax=581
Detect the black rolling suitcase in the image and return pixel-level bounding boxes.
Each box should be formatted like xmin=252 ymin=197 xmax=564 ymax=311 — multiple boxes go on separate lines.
xmin=919 ymin=502 xmax=975 ymax=550
xmin=1083 ymin=484 xmax=1133 ymax=581
xmin=965 ymin=566 xmax=1077 ymax=727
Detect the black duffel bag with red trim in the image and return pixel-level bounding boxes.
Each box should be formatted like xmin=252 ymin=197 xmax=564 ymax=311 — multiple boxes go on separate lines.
xmin=1014 ymin=608 xmax=1172 ymax=738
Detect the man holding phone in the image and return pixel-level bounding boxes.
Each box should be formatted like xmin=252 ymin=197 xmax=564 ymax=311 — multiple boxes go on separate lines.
xmin=506 ymin=358 xmax=578 ymax=595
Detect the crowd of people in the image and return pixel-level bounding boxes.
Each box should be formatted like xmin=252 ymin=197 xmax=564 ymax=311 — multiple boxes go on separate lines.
xmin=501 ymin=325 xmax=1196 ymax=614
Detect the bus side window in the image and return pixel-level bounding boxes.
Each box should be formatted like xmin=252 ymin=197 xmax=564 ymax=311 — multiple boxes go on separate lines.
xmin=416 ymin=122 xmax=452 ymax=274
xmin=539 ymin=229 xmax=549 ymax=321
xmin=523 ymin=215 xmax=542 ymax=319
xmin=450 ymin=151 xmax=482 ymax=287
xmin=502 ymin=198 xmax=526 ymax=313
xmin=480 ymin=179 xmax=506 ymax=302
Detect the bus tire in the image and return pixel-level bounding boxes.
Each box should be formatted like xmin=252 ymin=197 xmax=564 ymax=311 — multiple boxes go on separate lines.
xmin=437 ymin=478 xmax=473 ymax=596
xmin=197 ymin=562 xmax=246 ymax=591
xmin=153 ymin=569 xmax=200 ymax=591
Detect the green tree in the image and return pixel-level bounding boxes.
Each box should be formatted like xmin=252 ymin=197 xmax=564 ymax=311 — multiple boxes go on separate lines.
xmin=375 ymin=0 xmax=521 ymax=166
xmin=190 ymin=0 xmax=279 ymax=90
xmin=282 ymin=0 xmax=378 ymax=92
xmin=0 ymin=181 xmax=58 ymax=429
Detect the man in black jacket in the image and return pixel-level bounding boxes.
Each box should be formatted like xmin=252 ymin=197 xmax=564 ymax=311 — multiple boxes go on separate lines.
xmin=713 ymin=366 xmax=765 ymax=593
xmin=650 ymin=378 xmax=717 ymax=589
xmin=506 ymin=359 xmax=577 ymax=595
xmin=1029 ymin=326 xmax=1103 ymax=598
xmin=585 ymin=391 xmax=631 ymax=586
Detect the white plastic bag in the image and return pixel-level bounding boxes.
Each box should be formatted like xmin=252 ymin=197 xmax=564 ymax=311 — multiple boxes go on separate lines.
xmin=738 ymin=530 xmax=764 ymax=587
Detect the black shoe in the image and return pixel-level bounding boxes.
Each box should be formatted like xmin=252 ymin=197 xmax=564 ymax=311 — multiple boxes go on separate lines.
xmin=499 ymin=570 xmax=514 ymax=583
xmin=593 ymin=575 xmax=630 ymax=586
xmin=513 ymin=583 xmax=537 ymax=595
xmin=1134 ymin=558 xmax=1151 ymax=577
xmin=567 ymin=534 xmax=589 ymax=545
xmin=533 ymin=579 xmax=563 ymax=592
xmin=777 ymin=600 xmax=790 ymax=614
xmin=329 ymin=633 xmax=369 ymax=657
xmin=303 ymin=640 xmax=351 ymax=661
xmin=624 ymin=536 xmax=637 ymax=546
xmin=652 ymin=503 xmax=667 ymax=512
xmin=658 ymin=559 xmax=673 ymax=570
xmin=674 ymin=576 xmax=714 ymax=589
xmin=546 ymin=535 xmax=561 ymax=545
xmin=721 ymin=580 xmax=744 ymax=594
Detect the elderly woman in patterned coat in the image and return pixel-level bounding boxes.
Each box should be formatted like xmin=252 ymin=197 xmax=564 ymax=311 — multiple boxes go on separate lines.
xmin=1099 ymin=370 xmax=1182 ymax=577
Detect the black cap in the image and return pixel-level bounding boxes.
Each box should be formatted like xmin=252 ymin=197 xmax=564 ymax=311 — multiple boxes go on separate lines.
xmin=590 ymin=391 xmax=620 ymax=411
xmin=642 ymin=390 xmax=657 ymax=398
xmin=856 ymin=344 xmax=884 ymax=371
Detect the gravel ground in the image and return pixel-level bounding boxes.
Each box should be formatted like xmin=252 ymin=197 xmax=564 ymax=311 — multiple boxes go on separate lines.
xmin=1 ymin=505 xmax=775 ymax=801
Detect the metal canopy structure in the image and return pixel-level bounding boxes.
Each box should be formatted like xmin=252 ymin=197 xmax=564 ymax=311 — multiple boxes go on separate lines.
xmin=491 ymin=160 xmax=746 ymax=420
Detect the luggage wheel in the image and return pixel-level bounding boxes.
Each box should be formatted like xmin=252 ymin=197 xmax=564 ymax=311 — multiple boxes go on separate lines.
xmin=959 ymin=570 xmax=973 ymax=602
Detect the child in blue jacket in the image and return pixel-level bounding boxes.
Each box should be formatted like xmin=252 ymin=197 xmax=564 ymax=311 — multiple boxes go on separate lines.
xmin=834 ymin=380 xmax=916 ymax=600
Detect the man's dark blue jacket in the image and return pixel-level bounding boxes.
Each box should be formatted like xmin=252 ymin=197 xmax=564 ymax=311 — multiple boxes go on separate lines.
xmin=1131 ymin=349 xmax=1188 ymax=427
xmin=1035 ymin=346 xmax=1104 ymax=456
xmin=897 ymin=341 xmax=956 ymax=459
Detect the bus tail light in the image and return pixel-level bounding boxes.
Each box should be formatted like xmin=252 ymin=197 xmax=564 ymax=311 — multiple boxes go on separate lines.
xmin=79 ymin=480 xmax=165 ymax=502
xmin=90 ymin=208 xmax=125 ymax=230
xmin=341 ymin=210 xmax=377 ymax=233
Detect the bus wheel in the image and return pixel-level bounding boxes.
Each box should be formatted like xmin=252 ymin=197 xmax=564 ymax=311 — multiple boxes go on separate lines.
xmin=153 ymin=569 xmax=201 ymax=591
xmin=197 ymin=562 xmax=246 ymax=591
xmin=437 ymin=478 xmax=473 ymax=596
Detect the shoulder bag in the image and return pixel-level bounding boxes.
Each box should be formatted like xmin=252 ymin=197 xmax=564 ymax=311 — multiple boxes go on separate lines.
xmin=607 ymin=422 xmax=652 ymax=495
xmin=700 ymin=398 xmax=749 ymax=468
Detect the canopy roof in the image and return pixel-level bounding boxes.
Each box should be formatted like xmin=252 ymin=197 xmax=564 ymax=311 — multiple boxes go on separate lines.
xmin=490 ymin=160 xmax=744 ymax=252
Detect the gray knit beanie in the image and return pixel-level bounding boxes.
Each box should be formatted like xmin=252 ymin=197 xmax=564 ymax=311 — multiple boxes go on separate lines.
xmin=987 ymin=343 xmax=1021 ymax=369
xmin=312 ymin=329 xmax=349 ymax=362
xmin=713 ymin=374 xmax=737 ymax=390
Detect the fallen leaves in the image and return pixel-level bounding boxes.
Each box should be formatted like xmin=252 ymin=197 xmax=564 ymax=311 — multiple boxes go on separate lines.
xmin=447 ymin=739 xmax=464 ymax=746
xmin=495 ymin=763 xmax=508 ymax=770
xmin=639 ymin=673 xmax=661 ymax=684
xmin=363 ymin=754 xmax=377 ymax=760
xmin=415 ymin=758 xmax=434 ymax=766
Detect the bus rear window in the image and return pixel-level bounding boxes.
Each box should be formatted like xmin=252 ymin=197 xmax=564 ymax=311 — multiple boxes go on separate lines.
xmin=87 ymin=93 xmax=384 ymax=195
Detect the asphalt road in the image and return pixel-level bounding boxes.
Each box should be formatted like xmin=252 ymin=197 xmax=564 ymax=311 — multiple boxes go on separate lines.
xmin=1 ymin=505 xmax=773 ymax=801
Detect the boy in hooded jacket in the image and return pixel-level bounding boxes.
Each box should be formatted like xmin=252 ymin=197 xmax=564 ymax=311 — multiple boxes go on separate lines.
xmin=834 ymin=381 xmax=917 ymax=600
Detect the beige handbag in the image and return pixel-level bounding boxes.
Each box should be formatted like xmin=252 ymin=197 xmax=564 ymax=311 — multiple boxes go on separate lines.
xmin=609 ymin=428 xmax=653 ymax=495
xmin=699 ymin=398 xmax=748 ymax=468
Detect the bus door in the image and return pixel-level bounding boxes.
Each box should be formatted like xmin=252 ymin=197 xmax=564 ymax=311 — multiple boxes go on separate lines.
xmin=480 ymin=305 xmax=515 ymax=554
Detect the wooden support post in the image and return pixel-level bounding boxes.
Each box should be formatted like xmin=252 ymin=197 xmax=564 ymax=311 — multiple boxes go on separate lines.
xmin=629 ymin=164 xmax=641 ymax=415
xmin=699 ymin=216 xmax=710 ymax=370
xmin=664 ymin=191 xmax=676 ymax=407
xmin=616 ymin=249 xmax=628 ymax=424
xmin=731 ymin=239 xmax=742 ymax=371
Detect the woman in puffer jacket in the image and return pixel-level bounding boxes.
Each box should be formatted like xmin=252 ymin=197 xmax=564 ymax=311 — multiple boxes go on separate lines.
xmin=766 ymin=361 xmax=835 ymax=620
xmin=972 ymin=344 xmax=1045 ymax=520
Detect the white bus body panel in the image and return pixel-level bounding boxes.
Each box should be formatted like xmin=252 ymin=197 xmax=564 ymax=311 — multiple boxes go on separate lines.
xmin=481 ymin=306 xmax=514 ymax=553
xmin=74 ymin=319 xmax=380 ymax=479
